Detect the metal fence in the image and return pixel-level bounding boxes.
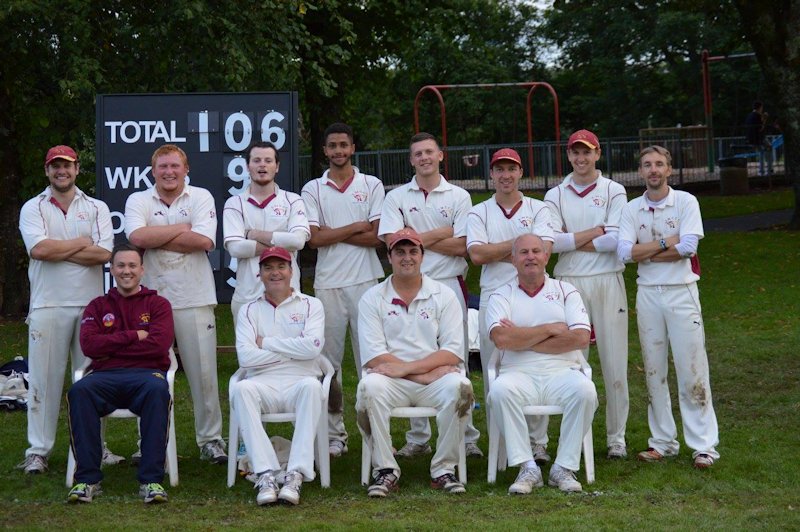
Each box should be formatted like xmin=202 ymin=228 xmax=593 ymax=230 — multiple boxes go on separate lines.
xmin=299 ymin=135 xmax=783 ymax=191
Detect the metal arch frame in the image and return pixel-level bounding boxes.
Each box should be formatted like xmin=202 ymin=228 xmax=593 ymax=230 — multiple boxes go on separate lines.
xmin=413 ymin=82 xmax=562 ymax=180
xmin=701 ymin=49 xmax=757 ymax=171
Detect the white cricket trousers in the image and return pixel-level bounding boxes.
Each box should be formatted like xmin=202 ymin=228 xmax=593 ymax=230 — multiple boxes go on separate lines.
xmin=488 ymin=366 xmax=597 ymax=471
xmin=231 ymin=374 xmax=322 ymax=480
xmin=636 ymin=283 xmax=719 ymax=459
xmin=406 ymin=276 xmax=480 ymax=446
xmin=560 ymin=272 xmax=629 ymax=447
xmin=315 ymin=280 xmax=376 ymax=445
xmin=357 ymin=372 xmax=472 ymax=478
xmin=25 ymin=306 xmax=87 ymax=457
xmin=173 ymin=306 xmax=223 ymax=447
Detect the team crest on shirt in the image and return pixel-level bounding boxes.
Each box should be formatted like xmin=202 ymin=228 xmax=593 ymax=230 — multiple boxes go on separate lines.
xmin=289 ymin=312 xmax=304 ymax=323
xmin=544 ymin=291 xmax=560 ymax=302
xmin=352 ymin=191 xmax=368 ymax=203
xmin=665 ymin=217 xmax=678 ymax=229
xmin=179 ymin=207 xmax=189 ymax=217
xmin=519 ymin=216 xmax=533 ymax=228
xmin=102 ymin=313 xmax=115 ymax=327
xmin=139 ymin=313 xmax=150 ymax=325
xmin=387 ymin=310 xmax=399 ymax=317
xmin=76 ymin=211 xmax=89 ymax=221
xmin=590 ymin=195 xmax=606 ymax=207
xmin=272 ymin=205 xmax=288 ymax=216
xmin=154 ymin=210 xmax=166 ymax=217
xmin=438 ymin=206 xmax=453 ymax=219
xmin=418 ymin=307 xmax=434 ymax=320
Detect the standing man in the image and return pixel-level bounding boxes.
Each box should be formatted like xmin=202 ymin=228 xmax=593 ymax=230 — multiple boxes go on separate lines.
xmin=125 ymin=144 xmax=227 ymax=464
xmin=357 ymin=229 xmax=473 ymax=497
xmin=378 ymin=132 xmax=481 ymax=458
xmin=617 ymin=145 xmax=719 ymax=469
xmin=544 ymin=129 xmax=630 ymax=459
xmin=744 ymin=101 xmax=773 ymax=176
xmin=467 ymin=147 xmax=554 ymax=464
xmin=233 ymin=246 xmax=325 ymax=506
xmin=301 ymin=123 xmax=384 ymax=458
xmin=223 ymin=141 xmax=310 ymax=324
xmin=66 ymin=243 xmax=173 ymax=504
xmin=487 ymin=234 xmax=597 ymax=494
xmin=18 ymin=145 xmax=113 ymax=474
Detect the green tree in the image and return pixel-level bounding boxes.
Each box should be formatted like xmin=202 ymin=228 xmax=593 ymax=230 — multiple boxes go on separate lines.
xmin=734 ymin=0 xmax=800 ymax=229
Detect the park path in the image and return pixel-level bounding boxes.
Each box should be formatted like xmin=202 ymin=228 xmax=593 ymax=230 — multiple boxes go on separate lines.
xmin=705 ymin=209 xmax=792 ymax=232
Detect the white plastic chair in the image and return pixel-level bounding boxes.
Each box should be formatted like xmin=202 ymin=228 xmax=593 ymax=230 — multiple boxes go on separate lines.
xmin=360 ymin=393 xmax=468 ymax=486
xmin=66 ymin=349 xmax=179 ymax=487
xmin=486 ymin=349 xmax=595 ymax=485
xmin=226 ymin=356 xmax=334 ymax=488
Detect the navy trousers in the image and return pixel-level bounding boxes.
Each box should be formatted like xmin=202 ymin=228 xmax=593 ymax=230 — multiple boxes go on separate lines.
xmin=67 ymin=368 xmax=170 ymax=485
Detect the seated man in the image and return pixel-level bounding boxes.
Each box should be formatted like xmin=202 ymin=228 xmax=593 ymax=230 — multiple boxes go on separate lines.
xmin=356 ymin=228 xmax=474 ymax=497
xmin=486 ymin=234 xmax=597 ymax=494
xmin=232 ymin=246 xmax=325 ymax=506
xmin=67 ymin=243 xmax=174 ymax=504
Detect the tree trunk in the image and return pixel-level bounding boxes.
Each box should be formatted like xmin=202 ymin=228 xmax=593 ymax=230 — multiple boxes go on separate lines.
xmin=735 ymin=0 xmax=800 ymax=229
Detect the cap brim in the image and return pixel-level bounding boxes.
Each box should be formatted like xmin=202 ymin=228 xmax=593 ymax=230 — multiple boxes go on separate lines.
xmin=568 ymin=140 xmax=597 ymax=150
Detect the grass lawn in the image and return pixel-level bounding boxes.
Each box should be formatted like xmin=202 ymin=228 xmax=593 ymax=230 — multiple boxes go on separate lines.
xmin=1 ymin=192 xmax=798 ymax=529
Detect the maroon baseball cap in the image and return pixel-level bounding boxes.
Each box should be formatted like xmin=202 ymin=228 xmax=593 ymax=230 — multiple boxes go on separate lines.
xmin=386 ymin=228 xmax=423 ymax=250
xmin=258 ymin=246 xmax=292 ymax=264
xmin=44 ymin=145 xmax=78 ymax=166
xmin=490 ymin=148 xmax=522 ymax=167
xmin=567 ymin=130 xmax=600 ymax=150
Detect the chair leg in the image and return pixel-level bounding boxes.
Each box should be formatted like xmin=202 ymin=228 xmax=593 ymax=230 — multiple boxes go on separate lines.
xmin=487 ymin=414 xmax=500 ymax=484
xmin=66 ymin=447 xmax=76 ymax=488
xmin=167 ymin=404 xmax=179 ymax=486
xmin=361 ymin=436 xmax=372 ymax=486
xmin=316 ymin=411 xmax=330 ymax=488
xmin=582 ymin=426 xmax=595 ymax=485
xmin=458 ymin=432 xmax=467 ymax=484
xmin=227 ymin=409 xmax=239 ymax=488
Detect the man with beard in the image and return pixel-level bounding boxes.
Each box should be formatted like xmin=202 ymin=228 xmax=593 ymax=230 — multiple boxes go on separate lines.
xmin=18 ymin=145 xmax=113 ymax=474
xmin=223 ymin=141 xmax=310 ymax=324
xmin=301 ymin=123 xmax=384 ymax=458
xmin=617 ymin=145 xmax=719 ymax=469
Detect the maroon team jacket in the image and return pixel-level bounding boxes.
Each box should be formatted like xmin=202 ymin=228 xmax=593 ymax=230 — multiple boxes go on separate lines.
xmin=79 ymin=286 xmax=174 ymax=372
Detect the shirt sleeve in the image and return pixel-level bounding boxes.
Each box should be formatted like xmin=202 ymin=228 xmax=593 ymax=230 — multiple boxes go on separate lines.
xmin=19 ymin=198 xmax=47 ymax=253
xmin=616 ymin=201 xmax=637 ymax=262
xmin=532 ymin=201 xmax=554 ymax=242
xmin=561 ymin=281 xmax=591 ymax=331
xmin=679 ymin=194 xmax=705 ymax=239
xmin=452 ymin=189 xmax=472 ymax=238
xmin=79 ymin=298 xmax=139 ymax=358
xmin=485 ymin=286 xmax=511 ymax=336
xmin=368 ymin=176 xmax=385 ymax=223
xmin=300 ymin=182 xmax=321 ymax=228
xmin=357 ymin=288 xmax=389 ymax=367
xmin=543 ymin=187 xmax=565 ymax=234
xmin=377 ymin=189 xmax=404 ymax=240
xmin=94 ymin=200 xmax=114 ymax=252
xmin=280 ymin=194 xmax=310 ymax=245
xmin=223 ymin=195 xmax=246 ymax=244
xmin=435 ymin=286 xmax=465 ymax=361
xmin=605 ymin=183 xmax=628 ymax=231
xmin=466 ymin=204 xmax=488 ymax=249
xmin=123 ymin=191 xmax=148 ymax=238
xmin=189 ymin=188 xmax=217 ymax=244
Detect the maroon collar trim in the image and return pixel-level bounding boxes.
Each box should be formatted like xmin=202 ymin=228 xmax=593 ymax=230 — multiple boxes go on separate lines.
xmin=518 ymin=281 xmax=545 ymax=298
xmin=566 ymin=182 xmax=598 ymax=198
xmin=248 ymin=193 xmax=277 ymax=209
xmin=325 ymin=174 xmax=355 ymax=193
xmin=496 ymin=198 xmax=523 ymax=219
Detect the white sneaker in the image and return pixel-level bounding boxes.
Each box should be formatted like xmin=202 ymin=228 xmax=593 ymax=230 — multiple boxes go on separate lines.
xmin=508 ymin=465 xmax=543 ymax=494
xmin=278 ymin=470 xmax=303 ymax=505
xmin=200 ymin=439 xmax=228 ymax=464
xmin=102 ymin=443 xmax=126 ymax=465
xmin=329 ymin=440 xmax=348 ymax=457
xmin=607 ymin=442 xmax=627 ymax=459
xmin=255 ymin=472 xmax=279 ymax=505
xmin=548 ymin=463 xmax=582 ymax=492
xmin=532 ymin=443 xmax=550 ymax=465
xmin=394 ymin=442 xmax=432 ymax=458
xmin=465 ymin=442 xmax=484 ymax=458
xmin=17 ymin=453 xmax=48 ymax=474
